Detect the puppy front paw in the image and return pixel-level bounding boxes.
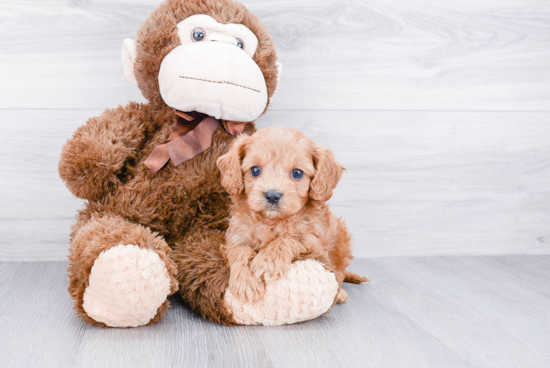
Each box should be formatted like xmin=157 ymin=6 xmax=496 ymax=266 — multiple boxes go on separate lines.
xmin=224 ymin=260 xmax=340 ymax=326
xmin=250 ymin=251 xmax=291 ymax=282
xmin=229 ymin=268 xmax=265 ymax=303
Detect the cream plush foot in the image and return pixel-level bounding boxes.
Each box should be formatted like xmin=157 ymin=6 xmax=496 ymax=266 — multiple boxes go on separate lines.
xmin=224 ymin=260 xmax=338 ymax=326
xmin=82 ymin=244 xmax=172 ymax=327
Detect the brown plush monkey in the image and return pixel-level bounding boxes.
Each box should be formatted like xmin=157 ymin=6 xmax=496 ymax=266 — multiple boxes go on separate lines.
xmin=59 ymin=0 xmax=339 ymax=328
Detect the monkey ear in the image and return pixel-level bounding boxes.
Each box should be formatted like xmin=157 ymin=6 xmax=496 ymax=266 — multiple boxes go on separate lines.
xmin=121 ymin=38 xmax=137 ymax=84
xmin=217 ymin=135 xmax=250 ymax=196
xmin=272 ymin=62 xmax=283 ymax=97
xmin=309 ymin=145 xmax=345 ymax=202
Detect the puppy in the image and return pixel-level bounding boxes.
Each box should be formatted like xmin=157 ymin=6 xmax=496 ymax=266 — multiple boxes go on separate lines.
xmin=217 ymin=127 xmax=367 ymax=304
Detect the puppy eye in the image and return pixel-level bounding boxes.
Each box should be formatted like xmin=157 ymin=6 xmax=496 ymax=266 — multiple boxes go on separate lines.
xmin=250 ymin=166 xmax=261 ymax=177
xmin=236 ymin=38 xmax=244 ymax=49
xmin=191 ymin=28 xmax=206 ymax=42
xmin=291 ymin=169 xmax=304 ymax=180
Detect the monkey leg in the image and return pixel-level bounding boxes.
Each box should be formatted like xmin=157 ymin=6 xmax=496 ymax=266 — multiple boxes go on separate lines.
xmin=173 ymin=226 xmax=339 ymax=326
xmin=68 ymin=213 xmax=178 ymax=328
xmin=172 ymin=227 xmax=235 ymax=324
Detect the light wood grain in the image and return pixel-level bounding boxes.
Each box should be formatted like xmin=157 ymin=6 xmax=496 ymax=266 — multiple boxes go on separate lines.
xmin=1 ymin=0 xmax=550 ymax=260
xmin=263 ymin=110 xmax=550 ymax=257
xmin=1 ymin=257 xmax=549 ymax=367
xmin=0 ymin=0 xmax=549 ymax=110
xmin=1 ymin=109 xmax=549 ymax=260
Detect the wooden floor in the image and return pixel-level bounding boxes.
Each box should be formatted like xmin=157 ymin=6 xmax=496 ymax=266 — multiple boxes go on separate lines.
xmin=1 ymin=256 xmax=549 ymax=368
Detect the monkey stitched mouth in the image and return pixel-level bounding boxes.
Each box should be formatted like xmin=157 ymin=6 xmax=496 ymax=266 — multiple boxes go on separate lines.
xmin=179 ymin=76 xmax=260 ymax=93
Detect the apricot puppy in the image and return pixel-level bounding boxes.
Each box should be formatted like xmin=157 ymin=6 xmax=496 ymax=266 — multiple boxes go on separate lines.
xmin=217 ymin=127 xmax=367 ymax=304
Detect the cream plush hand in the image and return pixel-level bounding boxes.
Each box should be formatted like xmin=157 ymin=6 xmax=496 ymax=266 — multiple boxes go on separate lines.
xmin=224 ymin=260 xmax=338 ymax=326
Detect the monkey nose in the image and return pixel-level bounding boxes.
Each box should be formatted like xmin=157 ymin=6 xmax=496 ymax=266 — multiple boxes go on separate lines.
xmin=264 ymin=191 xmax=282 ymax=205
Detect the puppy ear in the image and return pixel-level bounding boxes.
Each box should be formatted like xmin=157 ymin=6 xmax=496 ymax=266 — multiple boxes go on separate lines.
xmin=217 ymin=134 xmax=249 ymax=195
xmin=310 ymin=145 xmax=345 ymax=202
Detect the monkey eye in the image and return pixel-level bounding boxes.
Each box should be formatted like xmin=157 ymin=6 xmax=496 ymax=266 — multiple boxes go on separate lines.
xmin=292 ymin=169 xmax=304 ymax=180
xmin=236 ymin=38 xmax=244 ymax=49
xmin=191 ymin=28 xmax=205 ymax=42
xmin=250 ymin=166 xmax=261 ymax=177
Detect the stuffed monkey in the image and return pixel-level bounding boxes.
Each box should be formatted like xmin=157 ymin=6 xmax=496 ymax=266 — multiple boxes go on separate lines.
xmin=59 ymin=0 xmax=339 ymax=327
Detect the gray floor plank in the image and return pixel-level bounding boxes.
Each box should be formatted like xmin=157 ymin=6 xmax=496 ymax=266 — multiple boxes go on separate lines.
xmin=1 ymin=257 xmax=549 ymax=368
xmin=361 ymin=257 xmax=550 ymax=367
xmin=2 ymin=110 xmax=550 ymax=260
xmin=1 ymin=0 xmax=549 ymax=110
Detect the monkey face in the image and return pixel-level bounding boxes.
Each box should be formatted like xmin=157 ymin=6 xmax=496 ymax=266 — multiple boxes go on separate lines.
xmin=158 ymin=15 xmax=267 ymax=122
xmin=123 ymin=10 xmax=277 ymax=123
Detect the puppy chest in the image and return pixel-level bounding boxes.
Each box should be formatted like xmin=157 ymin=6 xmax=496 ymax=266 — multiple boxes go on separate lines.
xmin=250 ymin=223 xmax=276 ymax=249
xmin=248 ymin=220 xmax=315 ymax=251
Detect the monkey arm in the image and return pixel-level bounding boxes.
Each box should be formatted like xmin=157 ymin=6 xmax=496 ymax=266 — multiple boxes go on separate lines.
xmin=59 ymin=103 xmax=148 ymax=200
xmin=174 ymin=225 xmax=339 ymax=326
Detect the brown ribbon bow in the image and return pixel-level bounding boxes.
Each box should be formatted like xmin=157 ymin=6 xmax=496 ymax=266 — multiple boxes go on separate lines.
xmin=144 ymin=110 xmax=247 ymax=173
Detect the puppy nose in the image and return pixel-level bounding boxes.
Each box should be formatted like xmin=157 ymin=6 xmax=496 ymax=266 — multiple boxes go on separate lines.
xmin=264 ymin=191 xmax=282 ymax=204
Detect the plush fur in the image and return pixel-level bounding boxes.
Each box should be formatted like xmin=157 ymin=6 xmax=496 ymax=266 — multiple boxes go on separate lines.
xmin=217 ymin=127 xmax=368 ymax=304
xmin=59 ymin=0 xmax=338 ymax=327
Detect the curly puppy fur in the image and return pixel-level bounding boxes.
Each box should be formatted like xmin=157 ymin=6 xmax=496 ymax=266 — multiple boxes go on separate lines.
xmin=59 ymin=0 xmax=281 ymax=326
xmin=217 ymin=127 xmax=368 ymax=304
